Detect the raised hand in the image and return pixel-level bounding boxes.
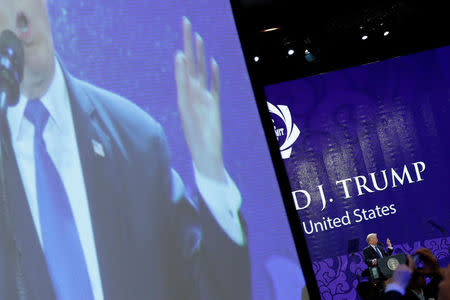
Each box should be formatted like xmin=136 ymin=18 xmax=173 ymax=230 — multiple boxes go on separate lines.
xmin=438 ymin=265 xmax=450 ymax=300
xmin=390 ymin=255 xmax=414 ymax=291
xmin=174 ymin=17 xmax=226 ymax=183
xmin=416 ymin=248 xmax=442 ymax=276
xmin=386 ymin=238 xmax=392 ymax=248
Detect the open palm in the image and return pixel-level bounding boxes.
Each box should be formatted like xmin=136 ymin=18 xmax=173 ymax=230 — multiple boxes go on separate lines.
xmin=174 ymin=17 xmax=226 ymax=183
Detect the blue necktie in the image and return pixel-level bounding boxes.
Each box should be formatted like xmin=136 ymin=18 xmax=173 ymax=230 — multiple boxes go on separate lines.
xmin=25 ymin=100 xmax=94 ymax=300
xmin=375 ymin=247 xmax=383 ymax=258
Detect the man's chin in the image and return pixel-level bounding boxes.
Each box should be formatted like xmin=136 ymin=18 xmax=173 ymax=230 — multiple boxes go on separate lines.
xmin=22 ymin=59 xmax=55 ymax=99
xmin=24 ymin=44 xmax=54 ymax=73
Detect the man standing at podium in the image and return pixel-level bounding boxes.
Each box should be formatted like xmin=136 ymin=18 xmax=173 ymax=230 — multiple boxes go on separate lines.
xmin=363 ymin=233 xmax=394 ymax=267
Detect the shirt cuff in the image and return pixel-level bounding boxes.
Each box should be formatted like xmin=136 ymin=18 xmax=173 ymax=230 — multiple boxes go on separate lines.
xmin=193 ymin=165 xmax=245 ymax=246
xmin=385 ymin=283 xmax=406 ymax=296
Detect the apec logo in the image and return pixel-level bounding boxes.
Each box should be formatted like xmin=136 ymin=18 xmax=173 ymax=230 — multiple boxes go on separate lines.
xmin=267 ymin=101 xmax=300 ymax=159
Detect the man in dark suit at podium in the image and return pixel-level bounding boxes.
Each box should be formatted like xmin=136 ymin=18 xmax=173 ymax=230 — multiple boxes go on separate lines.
xmin=363 ymin=233 xmax=394 ymax=267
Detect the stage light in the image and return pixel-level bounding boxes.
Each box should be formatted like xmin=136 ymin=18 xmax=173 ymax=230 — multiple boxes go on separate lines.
xmin=362 ymin=35 xmax=368 ymax=40
xmin=288 ymin=49 xmax=295 ymax=55
xmin=261 ymin=27 xmax=280 ymax=33
xmin=384 ymin=31 xmax=390 ymax=36
xmin=254 ymin=56 xmax=260 ymax=62
xmin=305 ymin=49 xmax=310 ymax=55
xmin=305 ymin=52 xmax=316 ymax=63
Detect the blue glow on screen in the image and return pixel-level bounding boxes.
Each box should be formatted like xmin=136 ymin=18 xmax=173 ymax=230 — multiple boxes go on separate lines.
xmin=265 ymin=45 xmax=450 ymax=299
xmin=41 ymin=0 xmax=307 ymax=299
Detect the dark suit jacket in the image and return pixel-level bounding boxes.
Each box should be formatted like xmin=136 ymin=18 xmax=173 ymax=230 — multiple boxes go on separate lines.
xmin=381 ymin=288 xmax=430 ymax=300
xmin=379 ymin=291 xmax=403 ymax=300
xmin=0 ymin=65 xmax=251 ymax=299
xmin=404 ymin=289 xmax=428 ymax=300
xmin=380 ymin=276 xmax=442 ymax=300
xmin=363 ymin=245 xmax=394 ymax=267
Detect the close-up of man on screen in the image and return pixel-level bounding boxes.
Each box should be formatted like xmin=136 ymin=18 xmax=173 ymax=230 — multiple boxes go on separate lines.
xmin=0 ymin=1 xmax=251 ymax=299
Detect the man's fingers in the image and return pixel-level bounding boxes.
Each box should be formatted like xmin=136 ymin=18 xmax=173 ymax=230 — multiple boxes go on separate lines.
xmin=211 ymin=58 xmax=220 ymax=102
xmin=444 ymin=265 xmax=450 ymax=279
xmin=175 ymin=51 xmax=188 ymax=107
xmin=416 ymin=248 xmax=437 ymax=264
xmin=183 ymin=17 xmax=195 ymax=77
xmin=196 ymin=33 xmax=206 ymax=88
xmin=415 ymin=248 xmax=432 ymax=257
xmin=407 ymin=254 xmax=414 ymax=272
xmin=392 ymin=264 xmax=413 ymax=289
xmin=180 ymin=17 xmax=219 ymax=105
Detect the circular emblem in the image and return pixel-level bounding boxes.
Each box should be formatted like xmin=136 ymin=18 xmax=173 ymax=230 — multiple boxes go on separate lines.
xmin=387 ymin=258 xmax=400 ymax=271
xmin=267 ymin=101 xmax=301 ymax=159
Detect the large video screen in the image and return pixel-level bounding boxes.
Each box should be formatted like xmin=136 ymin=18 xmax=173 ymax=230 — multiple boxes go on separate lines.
xmin=265 ymin=46 xmax=450 ymax=299
xmin=0 ymin=1 xmax=309 ymax=299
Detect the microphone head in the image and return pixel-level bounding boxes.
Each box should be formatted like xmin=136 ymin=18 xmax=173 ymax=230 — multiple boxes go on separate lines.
xmin=0 ymin=29 xmax=25 ymax=107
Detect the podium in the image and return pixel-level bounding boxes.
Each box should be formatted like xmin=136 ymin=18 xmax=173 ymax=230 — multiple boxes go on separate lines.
xmin=371 ymin=253 xmax=407 ymax=279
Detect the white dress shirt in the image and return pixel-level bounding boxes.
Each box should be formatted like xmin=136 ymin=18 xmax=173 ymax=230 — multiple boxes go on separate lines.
xmin=411 ymin=289 xmax=426 ymax=300
xmin=7 ymin=59 xmax=243 ymax=300
xmin=385 ymin=282 xmax=406 ymax=296
xmin=370 ymin=244 xmax=393 ymax=264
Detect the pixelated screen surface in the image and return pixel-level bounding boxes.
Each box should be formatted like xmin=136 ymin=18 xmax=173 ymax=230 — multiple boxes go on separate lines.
xmin=30 ymin=0 xmax=306 ymax=299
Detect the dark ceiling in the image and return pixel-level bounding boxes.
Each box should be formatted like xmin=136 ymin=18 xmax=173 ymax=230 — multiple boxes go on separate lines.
xmin=232 ymin=0 xmax=450 ymax=84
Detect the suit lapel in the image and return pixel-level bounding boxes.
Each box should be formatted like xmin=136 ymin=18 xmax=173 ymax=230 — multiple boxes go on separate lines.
xmin=367 ymin=246 xmax=377 ymax=259
xmin=4 ymin=62 xmax=133 ymax=299
xmin=63 ymin=72 xmax=130 ymax=299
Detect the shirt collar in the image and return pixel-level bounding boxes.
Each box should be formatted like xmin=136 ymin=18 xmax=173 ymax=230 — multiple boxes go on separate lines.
xmin=7 ymin=58 xmax=70 ymax=141
xmin=411 ymin=289 xmax=424 ymax=297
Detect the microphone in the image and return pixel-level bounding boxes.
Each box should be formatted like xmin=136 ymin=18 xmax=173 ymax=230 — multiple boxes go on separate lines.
xmin=0 ymin=29 xmax=25 ymax=110
xmin=377 ymin=241 xmax=384 ymax=247
xmin=427 ymin=219 xmax=446 ymax=235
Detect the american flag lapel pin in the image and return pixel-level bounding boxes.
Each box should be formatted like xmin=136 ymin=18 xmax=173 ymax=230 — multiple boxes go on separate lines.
xmin=92 ymin=139 xmax=105 ymax=158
